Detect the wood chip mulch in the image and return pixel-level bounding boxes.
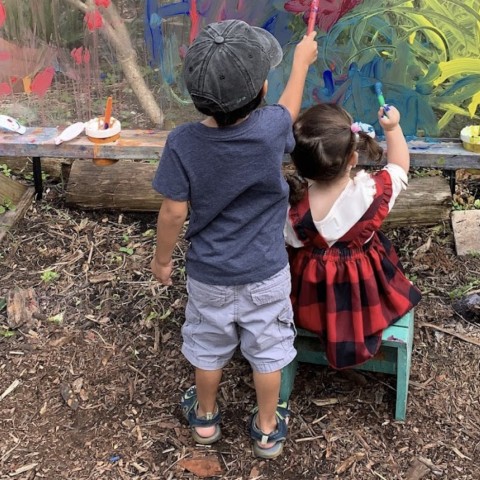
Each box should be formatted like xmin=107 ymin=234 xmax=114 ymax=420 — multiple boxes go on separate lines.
xmin=1 ymin=187 xmax=479 ymax=480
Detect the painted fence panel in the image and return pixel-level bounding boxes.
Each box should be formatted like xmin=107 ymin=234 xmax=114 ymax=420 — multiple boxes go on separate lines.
xmin=0 ymin=0 xmax=479 ymax=137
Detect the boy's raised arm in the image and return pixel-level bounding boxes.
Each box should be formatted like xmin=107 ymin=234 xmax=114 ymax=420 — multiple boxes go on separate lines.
xmin=278 ymin=32 xmax=318 ymax=122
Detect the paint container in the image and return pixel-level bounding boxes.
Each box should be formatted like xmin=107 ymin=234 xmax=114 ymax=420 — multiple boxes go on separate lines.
xmin=0 ymin=115 xmax=26 ymax=134
xmin=85 ymin=116 xmax=121 ymax=166
xmin=460 ymin=125 xmax=480 ymax=153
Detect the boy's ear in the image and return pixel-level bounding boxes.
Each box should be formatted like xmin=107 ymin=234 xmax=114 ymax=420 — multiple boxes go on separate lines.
xmin=261 ymin=80 xmax=268 ymax=98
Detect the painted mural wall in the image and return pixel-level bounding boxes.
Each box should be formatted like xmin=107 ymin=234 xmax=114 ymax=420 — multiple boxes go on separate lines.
xmin=145 ymin=0 xmax=480 ymax=137
xmin=0 ymin=0 xmax=479 ymax=137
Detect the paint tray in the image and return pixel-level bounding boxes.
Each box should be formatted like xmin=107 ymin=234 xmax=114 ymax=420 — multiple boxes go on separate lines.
xmin=460 ymin=125 xmax=480 ymax=153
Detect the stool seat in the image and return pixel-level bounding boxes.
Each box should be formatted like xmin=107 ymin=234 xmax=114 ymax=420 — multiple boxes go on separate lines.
xmin=280 ymin=310 xmax=414 ymax=421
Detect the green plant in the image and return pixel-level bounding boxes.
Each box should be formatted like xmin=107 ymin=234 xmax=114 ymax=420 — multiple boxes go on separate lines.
xmin=142 ymin=229 xmax=155 ymax=238
xmin=0 ymin=198 xmax=14 ymax=214
xmin=0 ymin=164 xmax=12 ymax=177
xmin=48 ymin=312 xmax=64 ymax=324
xmin=0 ymin=328 xmax=15 ymax=338
xmin=449 ymin=279 xmax=480 ymax=299
xmin=23 ymin=171 xmax=48 ymax=182
xmin=41 ymin=269 xmax=59 ymax=282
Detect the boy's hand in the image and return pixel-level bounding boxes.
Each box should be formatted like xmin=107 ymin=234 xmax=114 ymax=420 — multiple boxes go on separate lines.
xmin=378 ymin=105 xmax=400 ymax=132
xmin=151 ymin=257 xmax=173 ymax=285
xmin=293 ymin=31 xmax=318 ymax=69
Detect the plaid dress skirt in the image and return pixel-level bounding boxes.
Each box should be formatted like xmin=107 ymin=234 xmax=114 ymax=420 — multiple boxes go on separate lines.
xmin=288 ymin=170 xmax=422 ymax=369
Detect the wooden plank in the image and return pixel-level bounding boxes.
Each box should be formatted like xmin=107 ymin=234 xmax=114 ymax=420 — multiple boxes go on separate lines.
xmin=0 ymin=186 xmax=35 ymax=244
xmin=1 ymin=128 xmax=479 ymax=169
xmin=451 ymin=210 xmax=480 ymax=256
xmin=0 ymin=128 xmax=168 ymax=160
xmin=360 ymin=139 xmax=480 ymax=170
xmin=0 ymin=172 xmax=27 ymax=204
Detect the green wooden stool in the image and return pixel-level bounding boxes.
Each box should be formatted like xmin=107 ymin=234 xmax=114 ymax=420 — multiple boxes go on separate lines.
xmin=280 ymin=310 xmax=414 ymax=421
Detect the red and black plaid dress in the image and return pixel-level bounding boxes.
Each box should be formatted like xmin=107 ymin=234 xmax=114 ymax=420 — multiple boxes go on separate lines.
xmin=288 ymin=170 xmax=422 ymax=369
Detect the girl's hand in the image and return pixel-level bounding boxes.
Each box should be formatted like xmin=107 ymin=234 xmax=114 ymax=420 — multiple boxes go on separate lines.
xmin=378 ymin=105 xmax=400 ymax=132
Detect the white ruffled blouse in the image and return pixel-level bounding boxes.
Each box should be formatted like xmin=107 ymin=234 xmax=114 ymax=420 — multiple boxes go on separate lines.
xmin=285 ymin=164 xmax=408 ymax=248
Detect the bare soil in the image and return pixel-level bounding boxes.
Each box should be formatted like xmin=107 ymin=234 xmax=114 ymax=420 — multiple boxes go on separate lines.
xmin=0 ymin=178 xmax=479 ymax=480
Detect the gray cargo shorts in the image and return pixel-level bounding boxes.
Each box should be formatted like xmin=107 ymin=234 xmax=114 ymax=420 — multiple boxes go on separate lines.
xmin=181 ymin=265 xmax=297 ymax=373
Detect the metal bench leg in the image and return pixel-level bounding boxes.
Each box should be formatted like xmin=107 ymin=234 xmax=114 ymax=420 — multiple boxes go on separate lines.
xmin=280 ymin=357 xmax=298 ymax=403
xmin=32 ymin=156 xmax=43 ymax=200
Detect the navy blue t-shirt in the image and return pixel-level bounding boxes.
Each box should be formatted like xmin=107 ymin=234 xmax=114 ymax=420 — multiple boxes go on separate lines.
xmin=152 ymin=105 xmax=294 ymax=285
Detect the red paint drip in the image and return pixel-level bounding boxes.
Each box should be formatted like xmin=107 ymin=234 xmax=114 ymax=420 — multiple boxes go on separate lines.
xmin=71 ymin=47 xmax=91 ymax=65
xmin=189 ymin=0 xmax=200 ymax=44
xmin=0 ymin=51 xmax=11 ymax=61
xmin=0 ymin=82 xmax=12 ymax=96
xmin=31 ymin=67 xmax=55 ymax=97
xmin=85 ymin=10 xmax=103 ymax=31
xmin=0 ymin=1 xmax=6 ymax=28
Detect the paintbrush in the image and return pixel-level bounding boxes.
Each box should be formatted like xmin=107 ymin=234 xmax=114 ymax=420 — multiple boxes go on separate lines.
xmin=374 ymin=82 xmax=389 ymax=117
xmin=103 ymin=96 xmax=113 ymax=129
xmin=307 ymin=0 xmax=320 ymax=35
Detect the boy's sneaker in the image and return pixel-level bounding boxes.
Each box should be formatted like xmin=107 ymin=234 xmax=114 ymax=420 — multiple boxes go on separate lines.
xmin=249 ymin=400 xmax=290 ymax=459
xmin=180 ymin=386 xmax=221 ymax=445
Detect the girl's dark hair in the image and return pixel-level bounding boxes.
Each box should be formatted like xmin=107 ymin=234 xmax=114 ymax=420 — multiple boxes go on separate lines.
xmin=287 ymin=103 xmax=383 ymax=205
xmin=195 ymin=90 xmax=264 ymax=127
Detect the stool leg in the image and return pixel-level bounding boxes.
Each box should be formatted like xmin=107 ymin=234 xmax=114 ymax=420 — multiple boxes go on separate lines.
xmin=395 ymin=310 xmax=414 ymax=421
xmin=280 ymin=358 xmax=298 ymax=403
xmin=395 ymin=345 xmax=409 ymax=421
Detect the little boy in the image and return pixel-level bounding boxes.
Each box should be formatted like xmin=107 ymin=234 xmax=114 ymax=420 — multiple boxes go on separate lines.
xmin=151 ymin=19 xmax=317 ymax=459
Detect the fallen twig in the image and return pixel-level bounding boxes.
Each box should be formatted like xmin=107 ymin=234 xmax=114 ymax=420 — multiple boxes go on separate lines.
xmin=419 ymin=322 xmax=480 ymax=346
xmin=0 ymin=379 xmax=20 ymax=402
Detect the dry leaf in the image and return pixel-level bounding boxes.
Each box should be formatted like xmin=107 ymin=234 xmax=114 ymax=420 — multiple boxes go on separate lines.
xmin=179 ymin=455 xmax=223 ymax=478
xmin=50 ymin=335 xmax=74 ymax=348
xmin=413 ymin=237 xmax=432 ymax=257
xmin=335 ymin=452 xmax=365 ymax=474
xmin=72 ymin=377 xmax=83 ymax=394
xmin=249 ymin=466 xmax=261 ymax=479
xmin=60 ymin=383 xmax=79 ymax=411
xmin=89 ymin=272 xmax=115 ymax=284
xmin=7 ymin=287 xmax=39 ymax=329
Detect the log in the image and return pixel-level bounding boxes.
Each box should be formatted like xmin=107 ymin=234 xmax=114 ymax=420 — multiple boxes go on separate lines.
xmin=66 ymin=160 xmax=163 ymax=211
xmin=384 ymin=175 xmax=452 ymax=227
xmin=66 ymin=161 xmax=452 ymax=227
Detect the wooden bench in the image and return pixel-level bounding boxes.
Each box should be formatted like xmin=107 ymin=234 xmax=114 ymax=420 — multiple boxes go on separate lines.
xmin=0 ymin=127 xmax=169 ymax=200
xmin=0 ymin=128 xmax=479 ymax=201
xmin=280 ymin=310 xmax=415 ymax=421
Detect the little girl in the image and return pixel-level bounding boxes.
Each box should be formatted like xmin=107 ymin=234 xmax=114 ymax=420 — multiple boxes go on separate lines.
xmin=285 ymin=103 xmax=421 ymax=369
